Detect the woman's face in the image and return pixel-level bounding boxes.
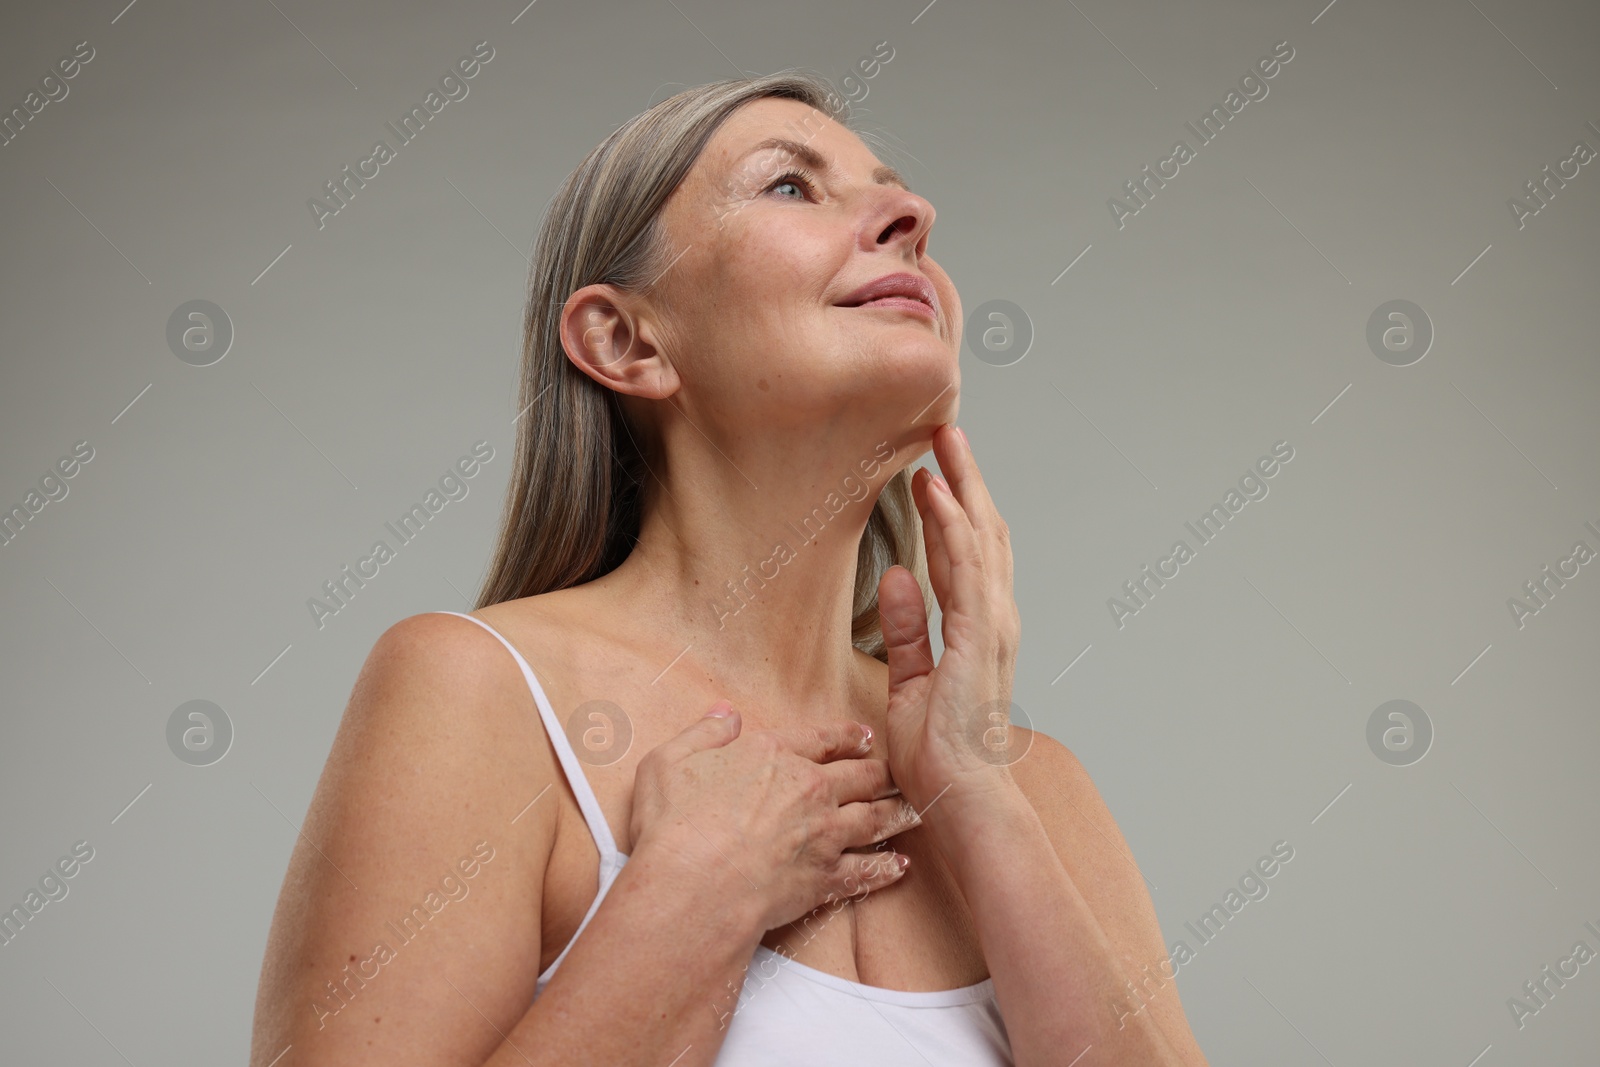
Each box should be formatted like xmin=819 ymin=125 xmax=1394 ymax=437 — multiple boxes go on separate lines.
xmin=620 ymin=96 xmax=961 ymax=448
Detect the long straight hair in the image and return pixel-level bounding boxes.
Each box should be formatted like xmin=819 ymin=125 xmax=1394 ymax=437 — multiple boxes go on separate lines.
xmin=474 ymin=69 xmax=930 ymax=661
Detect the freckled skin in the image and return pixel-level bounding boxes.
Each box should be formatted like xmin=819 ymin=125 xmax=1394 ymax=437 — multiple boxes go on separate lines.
xmin=603 ymin=96 xmax=962 ymax=446
xmin=247 ymin=94 xmax=976 ymax=1067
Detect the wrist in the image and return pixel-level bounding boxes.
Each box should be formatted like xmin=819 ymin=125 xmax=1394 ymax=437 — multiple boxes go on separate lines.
xmin=632 ymin=829 xmax=769 ymax=942
xmin=919 ymin=775 xmax=1034 ymax=869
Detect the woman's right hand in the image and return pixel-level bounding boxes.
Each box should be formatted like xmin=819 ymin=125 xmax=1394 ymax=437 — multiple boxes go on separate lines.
xmin=628 ymin=701 xmax=922 ymax=933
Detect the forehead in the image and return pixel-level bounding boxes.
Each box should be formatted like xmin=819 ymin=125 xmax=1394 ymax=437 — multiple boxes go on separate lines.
xmin=694 ymin=96 xmax=887 ymax=189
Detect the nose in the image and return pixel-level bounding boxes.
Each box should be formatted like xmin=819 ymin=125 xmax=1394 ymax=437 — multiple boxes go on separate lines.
xmin=864 ymin=187 xmax=935 ymax=258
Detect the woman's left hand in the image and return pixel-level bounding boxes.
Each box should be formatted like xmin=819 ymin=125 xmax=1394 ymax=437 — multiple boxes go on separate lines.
xmin=877 ymin=423 xmax=1023 ymax=820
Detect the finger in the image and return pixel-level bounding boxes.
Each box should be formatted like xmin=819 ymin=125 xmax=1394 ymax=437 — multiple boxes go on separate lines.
xmin=910 ymin=467 xmax=950 ymax=596
xmin=877 ymin=564 xmax=935 ymax=693
xmin=918 ymin=457 xmax=987 ymax=642
xmin=817 ymin=752 xmax=898 ymax=803
xmin=778 ymin=719 xmax=876 ymax=764
xmin=934 ymin=424 xmax=1000 ymax=538
xmin=825 ymin=850 xmax=908 ymax=904
xmin=655 ymin=702 xmax=742 ymax=766
xmin=931 ymin=426 xmax=1017 ymax=638
xmin=838 ymin=795 xmax=924 ymax=848
xmin=938 ymin=426 xmax=1017 ymax=629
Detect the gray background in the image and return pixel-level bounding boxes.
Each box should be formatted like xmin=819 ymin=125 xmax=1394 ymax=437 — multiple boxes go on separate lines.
xmin=2 ymin=0 xmax=1597 ymax=1063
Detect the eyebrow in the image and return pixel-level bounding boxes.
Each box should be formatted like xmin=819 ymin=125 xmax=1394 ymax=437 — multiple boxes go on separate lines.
xmin=740 ymin=137 xmax=911 ymax=194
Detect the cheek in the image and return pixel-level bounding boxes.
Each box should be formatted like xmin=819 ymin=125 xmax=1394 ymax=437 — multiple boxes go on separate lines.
xmin=717 ymin=248 xmax=830 ymax=334
xmin=925 ymin=266 xmax=960 ymax=329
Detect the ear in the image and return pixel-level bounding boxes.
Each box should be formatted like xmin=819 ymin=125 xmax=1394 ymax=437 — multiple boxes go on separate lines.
xmin=559 ymin=284 xmax=677 ymax=401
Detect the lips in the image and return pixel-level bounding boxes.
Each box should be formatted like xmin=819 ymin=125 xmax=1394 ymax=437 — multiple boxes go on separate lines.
xmin=835 ymin=272 xmax=939 ymax=319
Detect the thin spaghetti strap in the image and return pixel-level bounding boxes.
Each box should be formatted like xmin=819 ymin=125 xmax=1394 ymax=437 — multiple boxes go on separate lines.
xmin=428 ymin=610 xmax=621 ymax=862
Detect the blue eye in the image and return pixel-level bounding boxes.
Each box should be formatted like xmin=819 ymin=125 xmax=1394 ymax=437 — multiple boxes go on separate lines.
xmin=766 ymin=169 xmax=816 ymax=199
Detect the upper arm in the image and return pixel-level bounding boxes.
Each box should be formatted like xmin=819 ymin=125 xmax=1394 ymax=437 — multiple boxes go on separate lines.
xmin=250 ymin=612 xmax=560 ymax=1066
xmin=1009 ymin=728 xmax=1210 ymax=1067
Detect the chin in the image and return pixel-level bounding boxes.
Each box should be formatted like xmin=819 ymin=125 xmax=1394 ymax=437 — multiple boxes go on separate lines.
xmin=880 ymin=352 xmax=960 ymax=423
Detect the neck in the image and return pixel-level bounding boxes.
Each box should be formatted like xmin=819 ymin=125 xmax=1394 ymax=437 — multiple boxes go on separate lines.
xmin=585 ymin=428 xmax=914 ymax=718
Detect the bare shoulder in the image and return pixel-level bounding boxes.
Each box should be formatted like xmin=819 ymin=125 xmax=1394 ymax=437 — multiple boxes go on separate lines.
xmin=1003 ymin=728 xmax=1135 ymax=893
xmin=1006 ymin=727 xmax=1210 ymax=1066
xmin=249 ymin=608 xmax=564 ymax=1066
xmin=341 ymin=609 xmax=565 ymax=792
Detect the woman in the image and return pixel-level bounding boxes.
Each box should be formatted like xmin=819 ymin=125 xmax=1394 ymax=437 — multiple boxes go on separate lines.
xmin=251 ymin=70 xmax=1208 ymax=1066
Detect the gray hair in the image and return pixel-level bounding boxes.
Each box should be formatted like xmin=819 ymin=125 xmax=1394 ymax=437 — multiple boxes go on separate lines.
xmin=475 ymin=69 xmax=930 ymax=661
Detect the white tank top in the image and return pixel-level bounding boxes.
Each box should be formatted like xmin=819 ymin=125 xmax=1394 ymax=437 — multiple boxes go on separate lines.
xmin=435 ymin=611 xmax=1014 ymax=1064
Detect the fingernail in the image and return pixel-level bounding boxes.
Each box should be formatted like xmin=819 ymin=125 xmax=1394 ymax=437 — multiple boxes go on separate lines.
xmin=895 ymin=854 xmax=911 ymax=871
xmin=931 ymin=475 xmax=950 ymax=494
xmin=859 ymin=723 xmax=874 ymax=749
xmin=955 ymin=425 xmax=968 ymax=447
xmin=706 ymin=701 xmax=733 ymax=719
